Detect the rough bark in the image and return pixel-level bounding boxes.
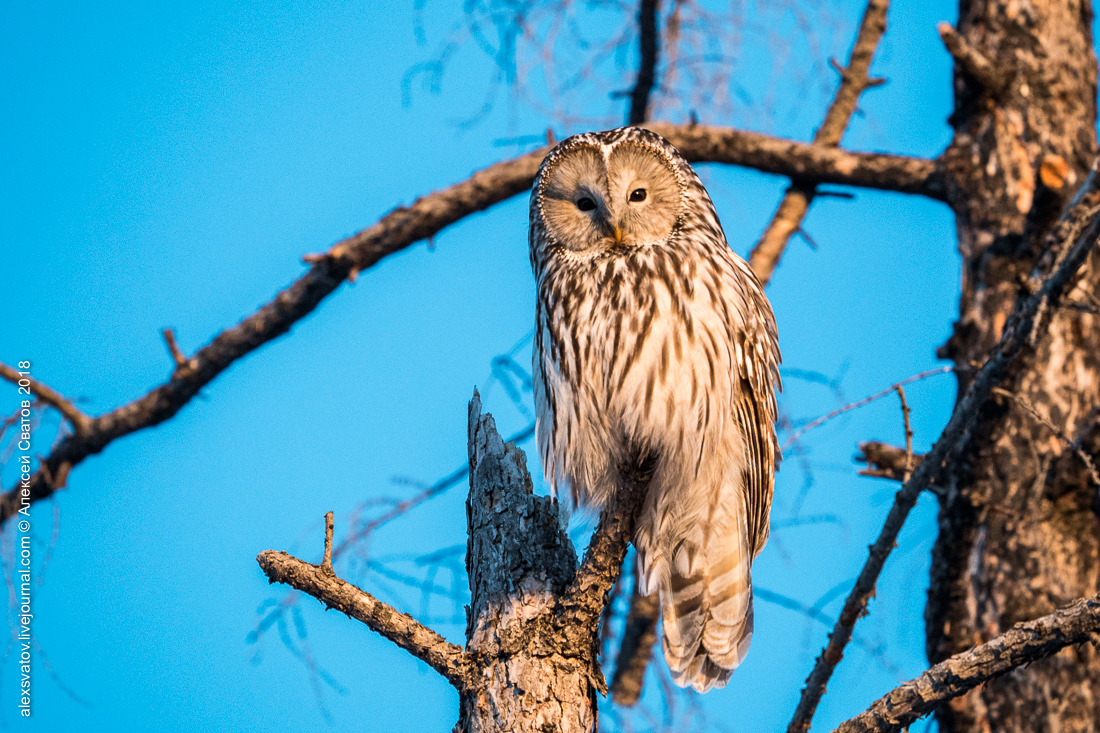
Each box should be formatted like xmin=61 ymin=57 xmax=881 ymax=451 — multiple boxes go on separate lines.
xmin=929 ymin=1 xmax=1100 ymax=731
xmin=461 ymin=392 xmax=594 ymax=732
xmin=835 ymin=593 xmax=1100 ymax=733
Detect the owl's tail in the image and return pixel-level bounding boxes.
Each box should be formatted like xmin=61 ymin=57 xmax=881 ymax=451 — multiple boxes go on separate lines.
xmin=641 ymin=512 xmax=754 ymax=693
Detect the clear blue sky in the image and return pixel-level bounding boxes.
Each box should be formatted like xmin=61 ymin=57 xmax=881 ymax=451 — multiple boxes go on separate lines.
xmin=2 ymin=0 xmax=1058 ymax=730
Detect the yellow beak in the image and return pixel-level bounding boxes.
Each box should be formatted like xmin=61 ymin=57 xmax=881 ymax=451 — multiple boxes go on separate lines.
xmin=612 ymin=225 xmax=624 ymax=245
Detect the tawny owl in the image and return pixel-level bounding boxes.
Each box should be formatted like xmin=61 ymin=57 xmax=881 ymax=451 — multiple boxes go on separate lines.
xmin=529 ymin=127 xmax=781 ymax=693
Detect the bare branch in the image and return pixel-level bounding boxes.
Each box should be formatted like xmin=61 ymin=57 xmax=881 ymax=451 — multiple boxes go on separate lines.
xmin=0 ymin=124 xmax=941 ymax=526
xmin=832 ymin=593 xmax=1100 ymax=733
xmin=627 ymin=0 xmax=660 ymax=125
xmin=750 ymin=0 xmax=891 ymax=285
xmin=937 ymin=22 xmax=1005 ymax=93
xmin=160 ymin=328 xmax=189 ymax=371
xmin=856 ymin=441 xmax=928 ymax=484
xmin=256 ymin=518 xmax=473 ymax=691
xmin=895 ymin=384 xmax=914 ymax=482
xmin=611 ymin=583 xmax=660 ymax=706
xmin=0 ymin=362 xmax=91 ymax=435
xmin=788 ymin=160 xmax=1100 ymax=733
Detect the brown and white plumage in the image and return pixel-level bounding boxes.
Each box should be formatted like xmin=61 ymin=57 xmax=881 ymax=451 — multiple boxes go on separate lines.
xmin=529 ymin=127 xmax=781 ymax=692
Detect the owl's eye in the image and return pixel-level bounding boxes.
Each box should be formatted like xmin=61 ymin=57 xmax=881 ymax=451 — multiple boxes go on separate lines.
xmin=575 ymin=197 xmax=597 ymax=212
xmin=629 ymin=188 xmax=647 ymax=203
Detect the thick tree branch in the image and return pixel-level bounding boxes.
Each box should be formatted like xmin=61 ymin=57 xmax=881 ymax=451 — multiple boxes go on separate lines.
xmin=627 ymin=0 xmax=660 ymax=125
xmin=0 ymin=124 xmax=940 ymax=526
xmin=256 ymin=531 xmax=473 ymax=690
xmin=749 ymin=0 xmax=891 ymax=285
xmin=788 ymin=162 xmax=1100 ymax=733
xmin=832 ymin=593 xmax=1100 ymax=733
xmin=0 ymin=362 xmax=91 ymax=435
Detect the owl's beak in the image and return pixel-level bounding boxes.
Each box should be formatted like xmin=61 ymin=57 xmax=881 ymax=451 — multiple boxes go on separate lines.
xmin=612 ymin=225 xmax=624 ymax=245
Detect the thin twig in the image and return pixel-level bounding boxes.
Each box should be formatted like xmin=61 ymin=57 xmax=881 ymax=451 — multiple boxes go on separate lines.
xmin=749 ymin=0 xmax=891 ymax=285
xmin=0 ymin=124 xmax=941 ymax=526
xmin=895 ymin=385 xmax=914 ymax=482
xmin=832 ymin=593 xmax=1100 ymax=733
xmin=992 ymin=387 xmax=1100 ymax=488
xmin=322 ymin=511 xmax=335 ymax=574
xmin=160 ymin=328 xmax=189 ymax=370
xmin=782 ymin=367 xmax=952 ymax=452
xmin=787 ymin=163 xmax=1100 ymax=733
xmin=257 ymin=515 xmax=473 ymax=691
xmin=0 ymin=362 xmax=91 ymax=435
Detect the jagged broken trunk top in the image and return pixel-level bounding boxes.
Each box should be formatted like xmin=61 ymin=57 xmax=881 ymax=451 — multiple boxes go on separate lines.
xmin=461 ymin=393 xmax=596 ymax=732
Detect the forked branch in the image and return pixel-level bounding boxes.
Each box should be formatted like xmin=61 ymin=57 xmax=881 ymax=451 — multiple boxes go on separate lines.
xmin=256 ymin=516 xmax=474 ymax=691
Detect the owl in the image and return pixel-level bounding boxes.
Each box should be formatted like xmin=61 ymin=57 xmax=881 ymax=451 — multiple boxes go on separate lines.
xmin=529 ymin=127 xmax=781 ymax=693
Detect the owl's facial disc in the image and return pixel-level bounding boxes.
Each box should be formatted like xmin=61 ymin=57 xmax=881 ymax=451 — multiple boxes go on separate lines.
xmin=540 ymin=140 xmax=681 ymax=252
xmin=606 ymin=143 xmax=681 ymax=246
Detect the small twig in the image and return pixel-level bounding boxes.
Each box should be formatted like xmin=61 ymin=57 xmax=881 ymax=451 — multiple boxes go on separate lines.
xmin=782 ymin=367 xmax=953 ymax=452
xmin=992 ymin=387 xmax=1100 ymax=488
xmin=322 ymin=511 xmax=335 ymax=574
xmin=0 ymin=362 xmax=91 ymax=435
xmin=257 ymin=515 xmax=473 ymax=691
xmin=895 ymin=385 xmax=914 ymax=482
xmin=160 ymin=328 xmax=188 ymax=370
xmin=832 ymin=593 xmax=1100 ymax=733
xmin=937 ymin=22 xmax=1005 ymax=93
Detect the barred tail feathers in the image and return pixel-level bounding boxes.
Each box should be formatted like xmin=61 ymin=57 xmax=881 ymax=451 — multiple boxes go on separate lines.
xmin=652 ymin=510 xmax=754 ymax=693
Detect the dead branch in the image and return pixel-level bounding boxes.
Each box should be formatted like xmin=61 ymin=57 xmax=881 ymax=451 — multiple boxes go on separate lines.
xmin=0 ymin=362 xmax=91 ymax=435
xmin=256 ymin=518 xmax=473 ymax=691
xmin=628 ymin=0 xmax=660 ymax=125
xmin=750 ymin=0 xmax=891 ymax=285
xmin=832 ymin=593 xmax=1100 ymax=733
xmin=787 ymin=161 xmax=1100 ymax=733
xmin=937 ymin=22 xmax=1005 ymax=93
xmin=856 ymin=441 xmax=928 ymax=484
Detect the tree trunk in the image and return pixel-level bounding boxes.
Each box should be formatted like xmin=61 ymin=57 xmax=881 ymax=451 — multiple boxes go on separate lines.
xmin=928 ymin=1 xmax=1100 ymax=731
xmin=460 ymin=393 xmax=598 ymax=732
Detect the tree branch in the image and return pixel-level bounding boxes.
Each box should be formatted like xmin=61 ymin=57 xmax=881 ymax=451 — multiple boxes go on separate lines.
xmin=627 ymin=0 xmax=660 ymax=125
xmin=256 ymin=522 xmax=473 ymax=691
xmin=749 ymin=0 xmax=891 ymax=285
xmin=832 ymin=593 xmax=1100 ymax=733
xmin=0 ymin=124 xmax=941 ymax=526
xmin=856 ymin=441 xmax=928 ymax=484
xmin=0 ymin=362 xmax=91 ymax=435
xmin=787 ymin=160 xmax=1100 ymax=733
xmin=610 ymin=582 xmax=660 ymax=706
xmin=937 ymin=22 xmax=1006 ymax=93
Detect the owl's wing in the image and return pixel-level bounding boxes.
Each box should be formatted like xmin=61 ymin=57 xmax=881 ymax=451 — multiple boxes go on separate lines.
xmin=733 ymin=377 xmax=778 ymax=558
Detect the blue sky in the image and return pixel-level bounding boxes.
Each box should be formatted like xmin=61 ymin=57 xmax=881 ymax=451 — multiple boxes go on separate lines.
xmin=0 ymin=0 xmax=1032 ymax=730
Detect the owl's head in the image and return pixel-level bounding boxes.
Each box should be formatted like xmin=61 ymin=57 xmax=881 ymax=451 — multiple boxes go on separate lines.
xmin=531 ymin=127 xmax=691 ymax=258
